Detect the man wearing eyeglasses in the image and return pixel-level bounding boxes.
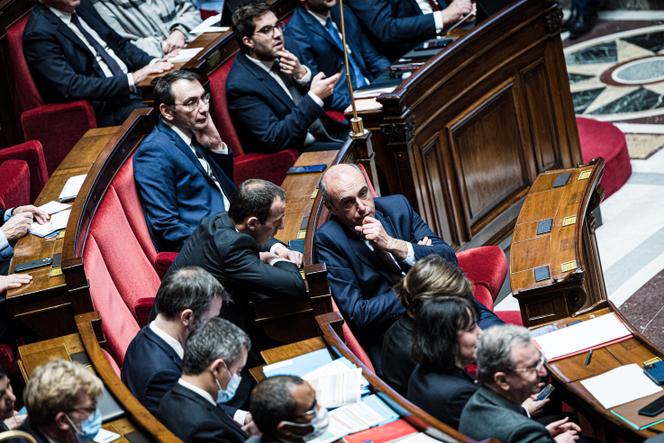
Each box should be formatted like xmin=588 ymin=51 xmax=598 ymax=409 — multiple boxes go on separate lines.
xmin=459 ymin=325 xmax=582 ymax=443
xmin=227 ymin=2 xmax=346 ymax=155
xmin=134 ymin=69 xmax=236 ymax=252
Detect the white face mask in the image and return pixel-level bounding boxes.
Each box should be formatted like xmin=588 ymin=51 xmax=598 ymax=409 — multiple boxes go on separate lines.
xmin=281 ymin=406 xmax=329 ymax=442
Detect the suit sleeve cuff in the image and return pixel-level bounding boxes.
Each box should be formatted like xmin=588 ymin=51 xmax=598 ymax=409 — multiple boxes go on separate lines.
xmin=233 ymin=409 xmax=249 ymax=425
xmin=433 ymin=11 xmax=444 ymax=33
xmin=403 ymin=242 xmax=416 ymax=266
xmin=307 ymin=91 xmax=324 ymax=108
xmin=296 ymin=65 xmax=312 ymax=85
xmin=3 ymin=209 xmax=13 ymax=223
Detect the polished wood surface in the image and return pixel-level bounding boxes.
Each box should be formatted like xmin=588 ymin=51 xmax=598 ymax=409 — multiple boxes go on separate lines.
xmin=351 ymin=0 xmax=580 ymax=251
xmin=510 ymin=160 xmax=607 ymax=326
xmin=18 ymin=317 xmax=181 ymax=442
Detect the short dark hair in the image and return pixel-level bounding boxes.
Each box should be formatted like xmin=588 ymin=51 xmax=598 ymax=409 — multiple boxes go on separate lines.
xmin=156 ymin=267 xmax=229 ymax=320
xmin=182 ymin=317 xmax=251 ymax=375
xmin=250 ymin=375 xmax=306 ymax=437
xmin=153 ymin=70 xmax=205 ymax=110
xmin=228 ymin=179 xmax=286 ymax=224
xmin=411 ymin=296 xmax=478 ymax=371
xmin=231 ymin=1 xmax=273 ymax=53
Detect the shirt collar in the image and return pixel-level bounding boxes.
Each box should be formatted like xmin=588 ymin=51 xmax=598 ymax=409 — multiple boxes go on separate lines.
xmin=306 ymin=9 xmax=330 ymax=27
xmin=246 ymin=54 xmax=275 ymax=74
xmin=149 ymin=321 xmax=184 ymax=359
xmin=164 ymin=120 xmax=194 ymax=147
xmin=178 ymin=379 xmax=217 ymax=406
xmin=48 ymin=5 xmax=73 ymax=23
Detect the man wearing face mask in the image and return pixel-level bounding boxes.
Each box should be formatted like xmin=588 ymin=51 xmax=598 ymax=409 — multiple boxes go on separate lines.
xmin=20 ymin=359 xmax=104 ymax=443
xmin=248 ymin=375 xmax=329 ymax=443
xmin=158 ymin=317 xmax=253 ymax=443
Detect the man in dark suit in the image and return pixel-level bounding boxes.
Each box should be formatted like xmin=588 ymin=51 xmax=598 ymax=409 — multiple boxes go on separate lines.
xmin=459 ymin=325 xmax=581 ymax=443
xmin=284 ymin=0 xmax=390 ymax=112
xmin=315 ymin=164 xmax=457 ymax=368
xmin=159 ymin=317 xmax=252 ymax=443
xmin=134 ymin=70 xmax=236 ymax=252
xmin=347 ymin=0 xmax=473 ymax=60
xmin=170 ymin=179 xmax=306 ymax=328
xmin=248 ymin=375 xmax=328 ymax=443
xmin=227 ymin=2 xmax=345 ymax=154
xmin=23 ymin=0 xmax=172 ymax=126
xmin=121 ymin=267 xmax=226 ymax=417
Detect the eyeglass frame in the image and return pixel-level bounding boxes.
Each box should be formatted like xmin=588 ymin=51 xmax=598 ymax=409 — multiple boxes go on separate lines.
xmin=253 ymin=21 xmax=284 ymax=37
xmin=170 ymin=91 xmax=211 ymax=111
xmin=511 ymin=353 xmax=547 ymax=374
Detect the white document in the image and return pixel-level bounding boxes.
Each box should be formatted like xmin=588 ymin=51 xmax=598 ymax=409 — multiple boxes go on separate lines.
xmin=354 ymin=86 xmax=396 ymax=99
xmin=391 ymin=433 xmax=446 ymax=443
xmin=38 ymin=201 xmax=72 ymax=215
xmin=58 ymin=174 xmax=86 ymax=202
xmin=580 ymin=364 xmax=662 ymax=409
xmin=533 ymin=313 xmax=632 ymax=361
xmin=190 ymin=14 xmax=229 ymax=34
xmin=94 ymin=428 xmax=121 ymax=443
xmin=169 ymin=47 xmax=204 ymax=64
xmin=30 ymin=209 xmax=71 ymax=237
xmin=304 ymin=360 xmax=362 ymax=408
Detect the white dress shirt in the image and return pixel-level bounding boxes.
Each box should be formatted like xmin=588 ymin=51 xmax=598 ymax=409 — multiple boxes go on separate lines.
xmin=414 ymin=0 xmax=445 ymax=33
xmin=148 ymin=321 xmax=184 ymax=359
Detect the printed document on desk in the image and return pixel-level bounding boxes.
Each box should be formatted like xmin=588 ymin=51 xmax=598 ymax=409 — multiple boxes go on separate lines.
xmin=58 ymin=174 xmax=86 ymax=202
xmin=263 ymin=349 xmax=333 ymax=378
xmin=30 ymin=209 xmax=71 ymax=237
xmin=304 ymin=359 xmax=363 ymax=408
xmin=580 ymin=364 xmax=662 ymax=409
xmin=533 ymin=313 xmax=632 ymax=361
xmin=190 ymin=14 xmax=228 ymax=34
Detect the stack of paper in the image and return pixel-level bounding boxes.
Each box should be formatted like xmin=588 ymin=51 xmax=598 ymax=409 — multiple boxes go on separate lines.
xmin=263 ymin=349 xmax=333 ymax=378
xmin=39 ymin=201 xmax=71 ymax=215
xmin=30 ymin=209 xmax=71 ymax=238
xmin=190 ymin=14 xmax=229 ymax=34
xmin=58 ymin=174 xmax=86 ymax=202
xmin=580 ymin=364 xmax=662 ymax=409
xmin=304 ymin=359 xmax=363 ymax=408
xmin=169 ymin=48 xmax=203 ymax=64
xmin=533 ymin=313 xmax=632 ymax=361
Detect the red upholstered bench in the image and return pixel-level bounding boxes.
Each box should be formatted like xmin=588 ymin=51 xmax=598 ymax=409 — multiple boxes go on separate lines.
xmin=577 ymin=117 xmax=631 ymax=199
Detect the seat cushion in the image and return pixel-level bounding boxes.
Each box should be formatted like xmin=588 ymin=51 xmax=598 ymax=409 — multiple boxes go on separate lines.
xmin=457 ymin=246 xmax=507 ymax=304
xmin=0 ymin=160 xmax=30 ymax=209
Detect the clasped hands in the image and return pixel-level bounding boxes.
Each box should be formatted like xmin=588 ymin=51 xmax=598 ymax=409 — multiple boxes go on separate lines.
xmin=260 ymin=244 xmax=303 ymax=268
xmin=1 ymin=205 xmax=49 ymax=242
xmin=354 ymin=216 xmax=432 ymax=259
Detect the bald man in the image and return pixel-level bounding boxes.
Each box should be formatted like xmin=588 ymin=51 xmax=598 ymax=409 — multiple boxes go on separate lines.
xmin=314 ymin=164 xmax=457 ymax=369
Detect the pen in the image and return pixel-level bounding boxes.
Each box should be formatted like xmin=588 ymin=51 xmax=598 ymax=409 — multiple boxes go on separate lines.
xmin=585 ymin=349 xmax=593 ymax=366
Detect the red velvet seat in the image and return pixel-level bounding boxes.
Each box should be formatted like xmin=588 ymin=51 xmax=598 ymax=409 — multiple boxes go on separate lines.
xmin=577 ymin=117 xmax=631 ymax=200
xmin=208 ymin=56 xmax=299 ymax=185
xmin=6 ymin=15 xmax=96 ymax=175
xmin=0 ymin=140 xmax=48 ymax=208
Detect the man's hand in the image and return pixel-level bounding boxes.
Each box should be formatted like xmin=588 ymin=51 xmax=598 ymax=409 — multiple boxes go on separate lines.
xmin=193 ymin=117 xmax=225 ymax=151
xmin=13 ymin=205 xmax=49 ymax=224
xmin=274 ymin=245 xmax=303 ymax=268
xmin=163 ymin=29 xmax=187 ymax=55
xmin=417 ymin=236 xmax=432 ymax=246
xmin=547 ymin=417 xmax=581 ymax=438
xmin=276 ymin=50 xmax=307 ymax=80
xmin=0 ymin=273 xmax=32 ymax=293
xmin=1 ymin=214 xmax=32 ymax=241
xmin=259 ymin=252 xmax=280 ymax=264
xmin=309 ymin=71 xmax=341 ymax=101
xmin=132 ymin=60 xmax=173 ymax=84
xmin=241 ymin=413 xmax=261 ymax=436
xmin=355 ymin=216 xmax=409 ymax=259
xmin=554 ymin=431 xmax=579 ymax=443
xmin=440 ymin=0 xmax=474 ymax=26
xmin=522 ymin=395 xmax=549 ymax=416
xmin=3 ymin=411 xmax=26 ymax=430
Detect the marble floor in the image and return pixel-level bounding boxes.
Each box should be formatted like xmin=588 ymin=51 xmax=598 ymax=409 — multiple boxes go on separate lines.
xmin=495 ymin=11 xmax=664 ymax=313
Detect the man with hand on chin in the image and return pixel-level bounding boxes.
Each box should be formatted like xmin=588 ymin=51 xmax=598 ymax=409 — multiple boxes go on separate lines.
xmin=227 ymin=2 xmax=346 ymax=154
xmin=315 ymin=163 xmax=458 ymax=369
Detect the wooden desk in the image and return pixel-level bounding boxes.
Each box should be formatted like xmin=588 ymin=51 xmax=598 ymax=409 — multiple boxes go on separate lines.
xmin=7 ymin=127 xmax=120 ymax=340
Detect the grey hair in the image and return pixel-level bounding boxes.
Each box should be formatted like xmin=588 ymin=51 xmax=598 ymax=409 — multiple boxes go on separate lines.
xmin=182 ymin=317 xmax=251 ymax=375
xmin=476 ymin=324 xmax=532 ymax=385
xmin=319 ymin=163 xmax=364 ymax=207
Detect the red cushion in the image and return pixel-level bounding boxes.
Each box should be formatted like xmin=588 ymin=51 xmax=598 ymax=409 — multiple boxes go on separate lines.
xmin=330 ymin=298 xmax=376 ymax=373
xmin=102 ymin=348 xmax=121 ymax=377
xmin=0 ymin=160 xmax=30 ymax=209
xmin=577 ymin=117 xmax=631 ymax=199
xmin=89 ymin=187 xmax=160 ymax=324
xmin=209 ymin=57 xmax=244 ymax=155
xmin=155 ymin=252 xmax=178 ymax=279
xmin=457 ymin=246 xmax=507 ymax=303
xmin=0 ymin=140 xmax=48 ymax=202
xmin=495 ymin=310 xmax=524 ymax=325
xmin=84 ymin=236 xmax=140 ymax=366
xmin=471 ymin=283 xmax=494 ymax=311
xmin=6 ymin=15 xmax=43 ymax=112
xmin=0 ymin=344 xmax=15 ymax=375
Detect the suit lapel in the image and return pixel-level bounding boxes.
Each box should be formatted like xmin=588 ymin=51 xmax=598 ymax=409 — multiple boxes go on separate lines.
xmin=37 ymin=5 xmax=90 ymax=53
xmin=159 ymin=121 xmax=216 ymax=186
xmin=145 ymin=327 xmax=182 ymax=368
xmin=299 ymin=8 xmax=343 ymax=54
xmin=237 ymin=54 xmax=296 ymax=109
xmin=174 ymin=384 xmax=246 ymax=439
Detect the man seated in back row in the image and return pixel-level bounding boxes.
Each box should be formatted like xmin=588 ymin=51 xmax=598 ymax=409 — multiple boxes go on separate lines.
xmin=314 ymin=164 xmax=503 ymax=371
xmin=227 ymin=2 xmax=346 ymax=154
xmin=134 ymin=70 xmax=235 ymax=252
xmin=24 ymin=0 xmax=172 ymax=126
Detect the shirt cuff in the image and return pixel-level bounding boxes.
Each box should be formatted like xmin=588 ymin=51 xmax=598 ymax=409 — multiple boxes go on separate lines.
xmin=209 ymin=141 xmax=229 ymax=155
xmin=307 ymin=91 xmax=324 ymax=108
xmin=233 ymin=409 xmax=249 ymax=425
xmin=127 ymin=74 xmax=136 ymax=93
xmin=268 ymin=257 xmax=290 ymax=266
xmin=403 ymin=242 xmax=416 ymax=266
xmin=3 ymin=209 xmax=13 ymax=223
xmin=296 ymin=65 xmax=312 ymax=85
xmin=433 ymin=11 xmax=444 ymax=34
xmin=0 ymin=231 xmax=12 ymax=260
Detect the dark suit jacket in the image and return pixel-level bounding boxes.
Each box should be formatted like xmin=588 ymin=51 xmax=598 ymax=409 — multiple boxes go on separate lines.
xmin=133 ymin=120 xmax=236 ymax=252
xmin=170 ymin=213 xmax=306 ymax=326
xmin=23 ymin=1 xmax=152 ymax=126
xmin=226 ymin=52 xmax=330 ymax=154
xmin=121 ymin=326 xmax=182 ymax=417
xmin=459 ymin=386 xmax=555 ymax=442
xmin=314 ymin=194 xmax=456 ymax=363
xmin=284 ymin=6 xmax=389 ymax=111
xmin=18 ymin=418 xmax=50 ymax=443
xmin=407 ymin=364 xmax=478 ymax=429
xmin=347 ymin=0 xmax=446 ymax=60
xmin=159 ymin=383 xmax=248 ymax=443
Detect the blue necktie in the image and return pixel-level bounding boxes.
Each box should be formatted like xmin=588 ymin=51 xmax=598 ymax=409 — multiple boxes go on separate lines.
xmin=71 ymin=13 xmax=124 ymax=77
xmin=323 ymin=18 xmax=368 ymax=89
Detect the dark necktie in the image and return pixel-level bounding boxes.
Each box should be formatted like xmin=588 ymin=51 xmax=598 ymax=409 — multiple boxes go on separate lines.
xmin=426 ymin=0 xmax=443 ymax=11
xmin=70 ymin=12 xmax=124 ymax=77
xmin=323 ymin=18 xmax=368 ymax=89
xmin=374 ymin=247 xmax=404 ymax=284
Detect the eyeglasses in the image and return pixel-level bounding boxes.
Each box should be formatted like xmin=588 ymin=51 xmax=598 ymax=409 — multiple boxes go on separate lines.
xmin=67 ymin=405 xmax=97 ymax=415
xmin=172 ymin=92 xmax=211 ymax=111
xmin=513 ymin=354 xmax=546 ymax=374
xmin=254 ymin=22 xmax=283 ymax=37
